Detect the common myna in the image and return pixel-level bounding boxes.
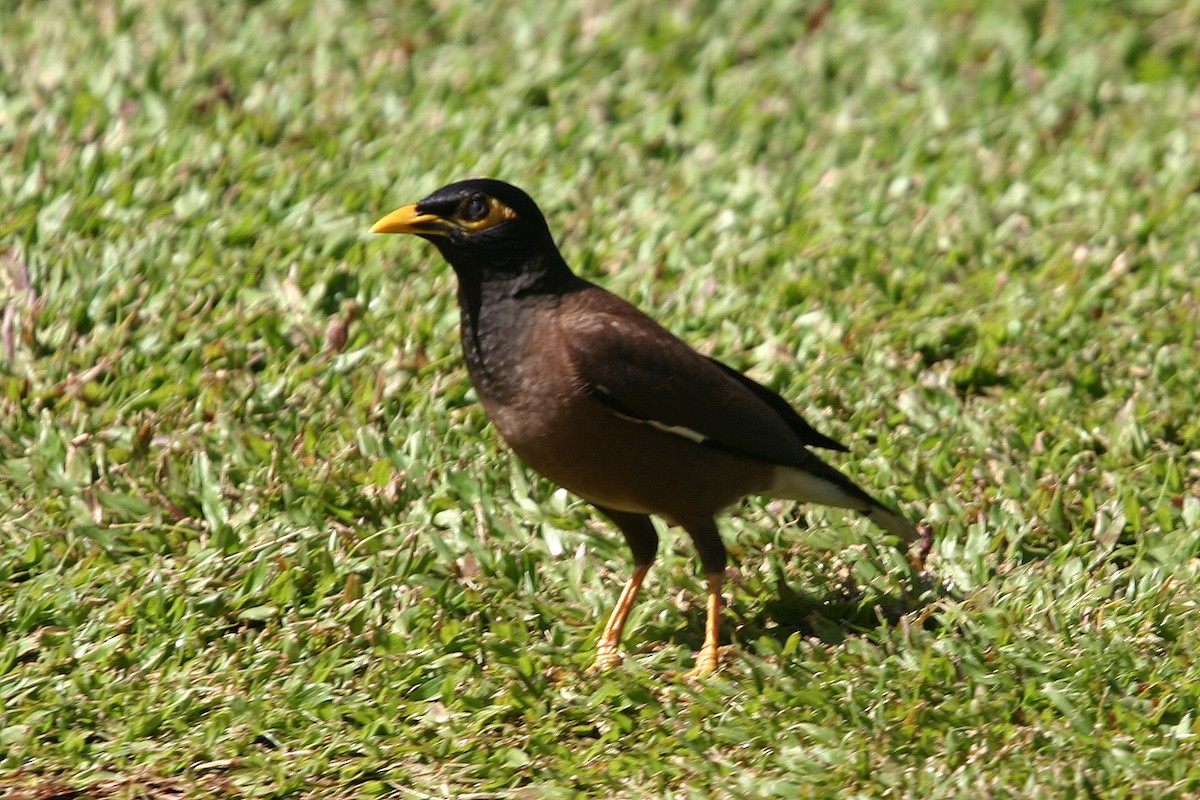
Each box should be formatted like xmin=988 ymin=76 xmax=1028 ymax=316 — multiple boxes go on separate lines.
xmin=371 ymin=178 xmax=919 ymax=676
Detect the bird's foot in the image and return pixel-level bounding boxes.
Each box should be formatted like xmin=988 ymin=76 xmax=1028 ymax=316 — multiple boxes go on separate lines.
xmin=588 ymin=643 xmax=624 ymax=674
xmin=684 ymin=647 xmax=720 ymax=679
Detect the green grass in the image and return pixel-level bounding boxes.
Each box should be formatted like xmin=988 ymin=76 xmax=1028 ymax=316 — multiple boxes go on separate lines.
xmin=3 ymin=0 xmax=1200 ymax=797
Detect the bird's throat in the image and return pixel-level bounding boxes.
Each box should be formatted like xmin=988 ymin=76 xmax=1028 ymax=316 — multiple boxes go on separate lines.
xmin=456 ymin=279 xmax=558 ymax=408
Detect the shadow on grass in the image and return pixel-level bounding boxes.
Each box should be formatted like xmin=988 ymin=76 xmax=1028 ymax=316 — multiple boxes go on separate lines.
xmin=749 ymin=577 xmax=934 ymax=646
xmin=668 ymin=564 xmax=945 ymax=652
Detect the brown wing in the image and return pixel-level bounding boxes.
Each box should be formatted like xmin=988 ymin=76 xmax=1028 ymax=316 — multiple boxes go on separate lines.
xmin=701 ymin=356 xmax=848 ymax=452
xmin=557 ymin=283 xmax=842 ymax=468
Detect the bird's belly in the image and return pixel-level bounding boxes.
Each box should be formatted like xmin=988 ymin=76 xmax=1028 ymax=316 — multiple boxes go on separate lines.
xmin=483 ymin=393 xmax=770 ymax=521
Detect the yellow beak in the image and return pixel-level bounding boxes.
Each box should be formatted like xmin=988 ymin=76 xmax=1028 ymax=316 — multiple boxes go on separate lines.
xmin=370 ymin=204 xmax=449 ymax=235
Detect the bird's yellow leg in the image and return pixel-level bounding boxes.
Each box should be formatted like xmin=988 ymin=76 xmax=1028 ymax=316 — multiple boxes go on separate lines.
xmin=686 ymin=571 xmax=723 ymax=678
xmin=590 ymin=563 xmax=650 ymax=672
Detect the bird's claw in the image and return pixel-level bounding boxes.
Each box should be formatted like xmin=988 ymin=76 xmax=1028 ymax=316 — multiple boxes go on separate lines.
xmin=588 ymin=644 xmax=624 ymax=674
xmin=684 ymin=648 xmax=720 ymax=679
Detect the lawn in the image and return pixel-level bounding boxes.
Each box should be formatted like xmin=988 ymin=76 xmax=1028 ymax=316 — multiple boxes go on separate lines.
xmin=2 ymin=0 xmax=1199 ymax=797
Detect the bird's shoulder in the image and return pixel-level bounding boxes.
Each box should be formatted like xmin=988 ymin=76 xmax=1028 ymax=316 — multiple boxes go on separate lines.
xmin=551 ymin=281 xmax=723 ymax=382
xmin=553 ymin=279 xmax=699 ymax=349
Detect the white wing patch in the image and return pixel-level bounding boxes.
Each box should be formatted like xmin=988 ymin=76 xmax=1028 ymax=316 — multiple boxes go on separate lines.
xmin=644 ymin=419 xmax=708 ymax=444
xmin=606 ymin=407 xmax=709 ymax=444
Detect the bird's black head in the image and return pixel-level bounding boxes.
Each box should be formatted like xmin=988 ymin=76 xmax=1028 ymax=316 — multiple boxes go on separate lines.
xmin=371 ymin=178 xmax=571 ymax=289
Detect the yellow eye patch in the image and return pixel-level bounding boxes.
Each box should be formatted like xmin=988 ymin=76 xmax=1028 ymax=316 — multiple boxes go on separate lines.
xmin=456 ymin=196 xmax=518 ymax=232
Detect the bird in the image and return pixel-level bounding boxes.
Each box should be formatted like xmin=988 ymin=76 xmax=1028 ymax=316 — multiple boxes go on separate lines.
xmin=370 ymin=178 xmax=920 ymax=676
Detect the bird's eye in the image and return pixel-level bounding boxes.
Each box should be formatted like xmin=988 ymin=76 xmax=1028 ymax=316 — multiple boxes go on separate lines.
xmin=461 ymin=194 xmax=490 ymax=222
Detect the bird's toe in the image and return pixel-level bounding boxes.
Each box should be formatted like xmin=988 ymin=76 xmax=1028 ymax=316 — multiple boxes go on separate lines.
xmin=588 ymin=644 xmax=625 ymax=674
